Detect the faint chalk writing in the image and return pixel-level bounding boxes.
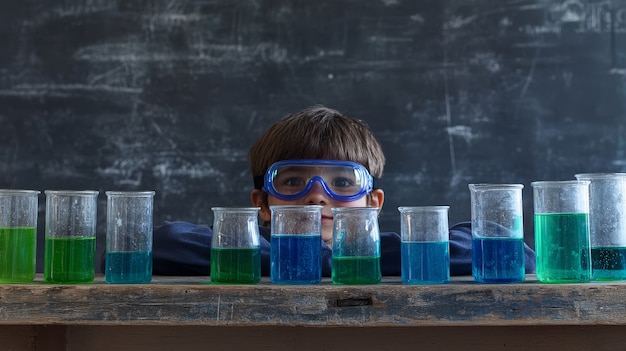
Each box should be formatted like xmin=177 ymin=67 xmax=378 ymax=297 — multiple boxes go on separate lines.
xmin=522 ymin=0 xmax=626 ymax=34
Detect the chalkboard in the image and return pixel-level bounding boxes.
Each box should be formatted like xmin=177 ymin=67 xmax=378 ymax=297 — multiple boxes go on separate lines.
xmin=1 ymin=0 xmax=625 ymax=272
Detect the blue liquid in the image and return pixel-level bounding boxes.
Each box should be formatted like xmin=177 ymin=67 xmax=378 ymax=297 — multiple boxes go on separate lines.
xmin=591 ymin=247 xmax=626 ymax=281
xmin=401 ymin=241 xmax=449 ymax=284
xmin=105 ymin=251 xmax=152 ymax=284
xmin=472 ymin=237 xmax=525 ymax=283
xmin=271 ymin=234 xmax=321 ymax=284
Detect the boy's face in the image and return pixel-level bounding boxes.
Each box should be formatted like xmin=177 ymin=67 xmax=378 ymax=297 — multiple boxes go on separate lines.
xmin=251 ymin=160 xmax=385 ymax=245
xmin=251 ymin=185 xmax=384 ymax=246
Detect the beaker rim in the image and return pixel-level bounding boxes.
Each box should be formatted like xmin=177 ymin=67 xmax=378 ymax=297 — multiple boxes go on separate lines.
xmin=530 ymin=180 xmax=590 ymax=187
xmin=468 ymin=183 xmax=524 ymax=190
xmin=269 ymin=205 xmax=323 ymax=209
xmin=211 ymin=207 xmax=260 ymax=212
xmin=0 ymin=189 xmax=40 ymax=196
xmin=44 ymin=190 xmax=99 ymax=196
xmin=105 ymin=191 xmax=156 ymax=197
xmin=330 ymin=206 xmax=379 ymax=213
xmin=574 ymin=173 xmax=626 ymax=179
xmin=398 ymin=206 xmax=450 ymax=212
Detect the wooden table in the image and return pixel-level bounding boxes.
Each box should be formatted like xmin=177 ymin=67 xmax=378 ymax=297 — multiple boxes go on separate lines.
xmin=2 ymin=275 xmax=626 ymax=350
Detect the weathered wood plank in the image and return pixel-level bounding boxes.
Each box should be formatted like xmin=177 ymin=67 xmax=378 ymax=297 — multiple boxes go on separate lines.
xmin=1 ymin=275 xmax=626 ymax=327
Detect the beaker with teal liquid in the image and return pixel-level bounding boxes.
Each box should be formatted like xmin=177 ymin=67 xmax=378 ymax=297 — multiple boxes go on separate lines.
xmin=575 ymin=173 xmax=626 ymax=281
xmin=532 ymin=180 xmax=591 ymax=283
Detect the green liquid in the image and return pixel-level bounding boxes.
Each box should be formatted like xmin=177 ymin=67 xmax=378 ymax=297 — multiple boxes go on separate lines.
xmin=210 ymin=247 xmax=261 ymax=284
xmin=0 ymin=227 xmax=37 ymax=283
xmin=44 ymin=237 xmax=96 ymax=283
xmin=534 ymin=213 xmax=591 ymax=283
xmin=332 ymin=256 xmax=381 ymax=285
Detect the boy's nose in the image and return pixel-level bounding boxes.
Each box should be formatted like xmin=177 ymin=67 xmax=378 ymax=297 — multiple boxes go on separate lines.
xmin=303 ymin=180 xmax=330 ymax=203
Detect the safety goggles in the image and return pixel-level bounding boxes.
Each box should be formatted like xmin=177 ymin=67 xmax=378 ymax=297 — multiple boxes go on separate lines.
xmin=256 ymin=160 xmax=375 ymax=202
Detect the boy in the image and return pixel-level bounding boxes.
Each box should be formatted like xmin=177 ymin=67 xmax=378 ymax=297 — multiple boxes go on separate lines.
xmin=152 ymin=106 xmax=536 ymax=276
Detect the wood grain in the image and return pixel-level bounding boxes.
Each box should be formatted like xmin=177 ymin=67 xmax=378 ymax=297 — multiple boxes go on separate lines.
xmin=1 ymin=275 xmax=626 ymax=327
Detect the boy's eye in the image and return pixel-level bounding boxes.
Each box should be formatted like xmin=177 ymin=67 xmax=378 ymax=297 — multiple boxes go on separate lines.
xmin=331 ymin=177 xmax=355 ymax=188
xmin=282 ymin=177 xmax=305 ymax=188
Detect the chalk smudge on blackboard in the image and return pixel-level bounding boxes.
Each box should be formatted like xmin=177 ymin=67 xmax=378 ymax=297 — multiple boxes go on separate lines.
xmin=96 ymin=156 xmax=222 ymax=189
xmin=74 ymin=42 xmax=288 ymax=63
xmin=0 ymin=84 xmax=141 ymax=97
xmin=381 ymin=0 xmax=400 ymax=6
xmin=445 ymin=15 xmax=478 ymax=29
xmin=514 ymin=46 xmax=540 ymax=118
xmin=443 ymin=56 xmax=456 ymax=177
xmin=447 ymin=125 xmax=478 ymax=144
xmin=389 ymin=173 xmax=426 ymax=186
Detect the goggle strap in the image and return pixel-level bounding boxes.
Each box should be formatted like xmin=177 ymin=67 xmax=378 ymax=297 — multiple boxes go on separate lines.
xmin=372 ymin=177 xmax=381 ymax=190
xmin=253 ymin=175 xmax=264 ymax=189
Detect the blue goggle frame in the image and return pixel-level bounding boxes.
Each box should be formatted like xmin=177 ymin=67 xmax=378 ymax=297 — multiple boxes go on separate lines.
xmin=262 ymin=160 xmax=374 ymax=202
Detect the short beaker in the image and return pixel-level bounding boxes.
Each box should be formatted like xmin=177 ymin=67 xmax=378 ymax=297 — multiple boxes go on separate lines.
xmin=44 ymin=190 xmax=99 ymax=284
xmin=270 ymin=205 xmax=322 ymax=284
xmin=210 ymin=207 xmax=261 ymax=284
xmin=331 ymin=207 xmax=381 ymax=285
xmin=398 ymin=206 xmax=450 ymax=284
xmin=0 ymin=190 xmax=40 ymax=283
xmin=105 ymin=191 xmax=155 ymax=284
xmin=469 ymin=184 xmax=525 ymax=283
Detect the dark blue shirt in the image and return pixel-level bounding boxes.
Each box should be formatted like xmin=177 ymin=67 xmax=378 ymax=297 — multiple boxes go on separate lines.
xmin=149 ymin=221 xmax=536 ymax=276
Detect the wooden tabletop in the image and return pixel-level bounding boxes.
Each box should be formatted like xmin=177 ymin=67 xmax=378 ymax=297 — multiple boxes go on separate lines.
xmin=1 ymin=275 xmax=625 ymax=327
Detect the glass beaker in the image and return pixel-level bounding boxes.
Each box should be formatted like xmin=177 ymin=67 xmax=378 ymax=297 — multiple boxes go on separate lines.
xmin=0 ymin=189 xmax=40 ymax=283
xmin=44 ymin=190 xmax=99 ymax=284
xmin=210 ymin=207 xmax=261 ymax=284
xmin=469 ymin=184 xmax=525 ymax=283
xmin=575 ymin=173 xmax=626 ymax=281
xmin=331 ymin=207 xmax=381 ymax=285
xmin=105 ymin=191 xmax=155 ymax=284
xmin=270 ymin=205 xmax=323 ymax=284
xmin=398 ymin=206 xmax=450 ymax=284
xmin=532 ymin=180 xmax=591 ymax=283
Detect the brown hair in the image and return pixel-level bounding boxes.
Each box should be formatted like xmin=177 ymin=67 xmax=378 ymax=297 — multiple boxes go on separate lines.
xmin=249 ymin=106 xmax=386 ymax=182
